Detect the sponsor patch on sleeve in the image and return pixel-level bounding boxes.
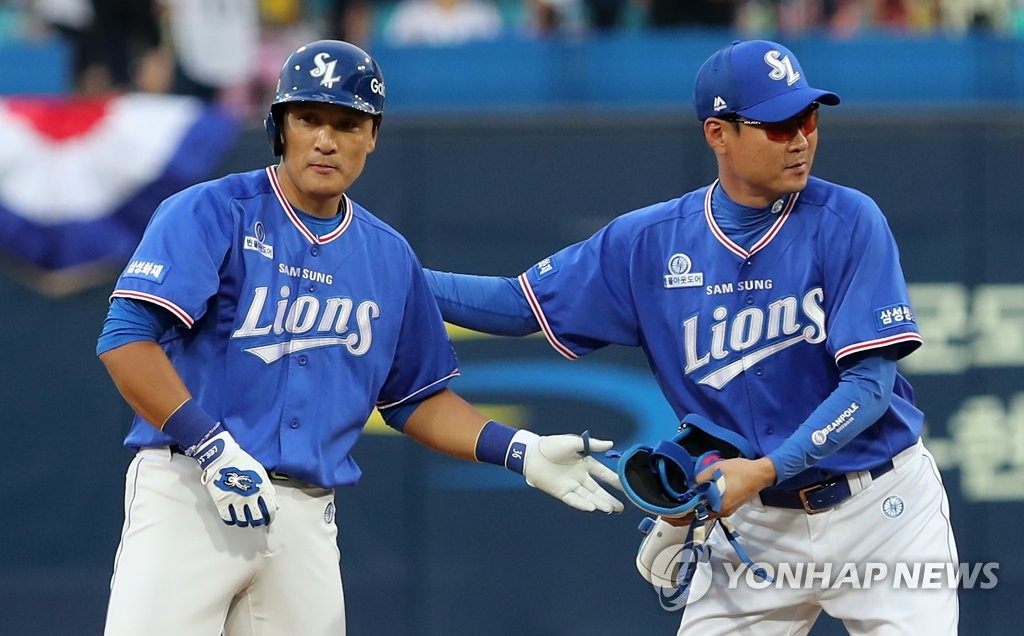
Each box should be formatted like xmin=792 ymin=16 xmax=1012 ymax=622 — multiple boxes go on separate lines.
xmin=122 ymin=259 xmax=169 ymax=284
xmin=874 ymin=303 xmax=915 ymax=331
xmin=534 ymin=257 xmax=558 ymax=279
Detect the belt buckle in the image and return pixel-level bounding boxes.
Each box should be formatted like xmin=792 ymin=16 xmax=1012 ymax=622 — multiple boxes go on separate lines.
xmin=797 ymin=479 xmax=838 ymax=514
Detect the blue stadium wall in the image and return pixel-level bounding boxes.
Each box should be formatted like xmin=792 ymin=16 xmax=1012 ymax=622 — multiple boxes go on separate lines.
xmin=2 ymin=34 xmax=1023 ymax=636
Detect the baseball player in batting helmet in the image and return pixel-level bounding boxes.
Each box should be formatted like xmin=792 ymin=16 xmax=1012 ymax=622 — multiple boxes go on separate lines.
xmin=97 ymin=39 xmax=622 ymax=636
xmin=423 ymin=39 xmax=959 ymax=634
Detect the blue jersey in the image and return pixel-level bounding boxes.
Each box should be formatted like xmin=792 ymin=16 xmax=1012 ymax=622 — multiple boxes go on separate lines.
xmin=110 ymin=167 xmax=458 ymax=488
xmin=519 ymin=177 xmax=922 ymax=484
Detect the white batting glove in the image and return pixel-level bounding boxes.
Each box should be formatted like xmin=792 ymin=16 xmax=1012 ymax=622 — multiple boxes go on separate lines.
xmin=193 ymin=430 xmax=279 ymax=528
xmin=517 ymin=430 xmax=624 ymax=514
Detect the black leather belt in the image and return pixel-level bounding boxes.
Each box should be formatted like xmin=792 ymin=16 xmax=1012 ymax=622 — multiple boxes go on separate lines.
xmin=758 ymin=459 xmax=895 ymax=514
xmin=168 ymin=445 xmax=294 ymax=482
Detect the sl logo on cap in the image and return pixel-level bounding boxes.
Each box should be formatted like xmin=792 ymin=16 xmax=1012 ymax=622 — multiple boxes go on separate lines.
xmin=764 ymin=50 xmax=800 ymax=86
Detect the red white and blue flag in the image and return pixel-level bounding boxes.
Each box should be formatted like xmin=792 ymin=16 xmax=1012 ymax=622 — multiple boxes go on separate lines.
xmin=0 ymin=94 xmax=239 ymax=295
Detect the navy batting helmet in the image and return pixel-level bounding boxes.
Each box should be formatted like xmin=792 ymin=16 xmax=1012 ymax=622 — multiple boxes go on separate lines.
xmin=265 ymin=40 xmax=386 ymax=156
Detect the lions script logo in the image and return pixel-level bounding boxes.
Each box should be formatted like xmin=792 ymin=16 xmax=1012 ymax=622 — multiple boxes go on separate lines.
xmin=683 ymin=287 xmax=826 ymax=390
xmin=311 ymin=52 xmax=342 ymax=88
xmin=232 ymin=285 xmax=380 ymax=363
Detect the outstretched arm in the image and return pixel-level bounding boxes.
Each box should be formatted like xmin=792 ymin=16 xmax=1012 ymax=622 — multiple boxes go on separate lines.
xmin=401 ymin=388 xmax=623 ymax=513
xmin=423 ymin=269 xmax=540 ymax=336
xmin=396 ymin=388 xmax=488 ymax=461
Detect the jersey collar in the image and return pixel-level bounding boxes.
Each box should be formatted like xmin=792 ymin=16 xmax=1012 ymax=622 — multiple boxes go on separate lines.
xmin=703 ymin=180 xmax=798 ymax=259
xmin=265 ymin=166 xmax=353 ymax=245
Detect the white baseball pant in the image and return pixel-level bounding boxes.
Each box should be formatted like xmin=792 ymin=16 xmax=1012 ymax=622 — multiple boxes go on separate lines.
xmin=104 ymin=447 xmax=345 ymax=636
xmin=676 ymin=440 xmax=959 ymax=635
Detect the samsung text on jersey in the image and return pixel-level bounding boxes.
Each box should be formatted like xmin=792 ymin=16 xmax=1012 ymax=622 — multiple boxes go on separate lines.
xmin=706 ymin=279 xmax=775 ymax=295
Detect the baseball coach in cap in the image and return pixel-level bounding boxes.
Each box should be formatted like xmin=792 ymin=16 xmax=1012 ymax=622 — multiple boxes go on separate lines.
xmin=422 ymin=39 xmax=960 ymax=635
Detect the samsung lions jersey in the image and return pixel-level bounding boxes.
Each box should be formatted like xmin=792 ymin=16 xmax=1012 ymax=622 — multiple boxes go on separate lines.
xmin=111 ymin=167 xmax=458 ymax=488
xmin=519 ymin=177 xmax=922 ymax=487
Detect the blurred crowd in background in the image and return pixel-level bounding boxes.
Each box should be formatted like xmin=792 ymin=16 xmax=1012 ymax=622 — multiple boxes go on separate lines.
xmin=1 ymin=0 xmax=1022 ymax=119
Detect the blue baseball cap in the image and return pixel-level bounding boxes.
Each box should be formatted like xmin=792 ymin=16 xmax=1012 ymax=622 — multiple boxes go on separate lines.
xmin=694 ymin=40 xmax=840 ymax=123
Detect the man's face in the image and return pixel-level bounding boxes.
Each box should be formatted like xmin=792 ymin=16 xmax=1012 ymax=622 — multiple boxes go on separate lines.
xmin=707 ymin=104 xmax=820 ymax=207
xmin=276 ymin=101 xmax=378 ymax=217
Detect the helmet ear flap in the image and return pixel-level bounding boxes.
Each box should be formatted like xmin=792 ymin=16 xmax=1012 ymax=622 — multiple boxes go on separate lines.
xmin=265 ymin=105 xmax=284 ymax=157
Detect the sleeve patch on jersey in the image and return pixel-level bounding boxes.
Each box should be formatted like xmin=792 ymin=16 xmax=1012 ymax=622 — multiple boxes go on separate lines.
xmin=122 ymin=259 xmax=170 ymax=284
xmin=534 ymin=257 xmax=558 ymax=279
xmin=874 ymin=303 xmax=915 ymax=331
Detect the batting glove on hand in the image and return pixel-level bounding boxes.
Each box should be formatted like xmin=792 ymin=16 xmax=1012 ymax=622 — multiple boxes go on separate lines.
xmin=193 ymin=430 xmax=279 ymax=528
xmin=520 ymin=431 xmax=624 ymax=514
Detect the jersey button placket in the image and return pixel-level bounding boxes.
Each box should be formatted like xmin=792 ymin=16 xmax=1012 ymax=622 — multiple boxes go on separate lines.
xmin=310 ymin=245 xmax=320 ymax=257
xmin=298 ymin=355 xmax=308 ymax=367
xmin=289 ymin=418 xmax=300 ymax=429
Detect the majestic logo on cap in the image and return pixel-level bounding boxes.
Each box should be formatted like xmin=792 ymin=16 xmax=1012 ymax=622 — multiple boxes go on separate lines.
xmin=713 ymin=96 xmax=727 ymax=112
xmin=764 ymin=50 xmax=800 ymax=86
xmin=311 ymin=52 xmax=342 ymax=88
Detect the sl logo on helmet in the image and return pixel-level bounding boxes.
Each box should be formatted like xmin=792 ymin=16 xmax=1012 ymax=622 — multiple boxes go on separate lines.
xmin=311 ymin=52 xmax=342 ymax=88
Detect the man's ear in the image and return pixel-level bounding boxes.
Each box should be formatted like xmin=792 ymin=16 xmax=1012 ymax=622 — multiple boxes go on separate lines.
xmin=368 ymin=117 xmax=381 ymax=152
xmin=703 ymin=119 xmax=728 ymax=155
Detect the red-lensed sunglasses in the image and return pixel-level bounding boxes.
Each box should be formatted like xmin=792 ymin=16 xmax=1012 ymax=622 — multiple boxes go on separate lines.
xmin=726 ymin=103 xmax=820 ymax=143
